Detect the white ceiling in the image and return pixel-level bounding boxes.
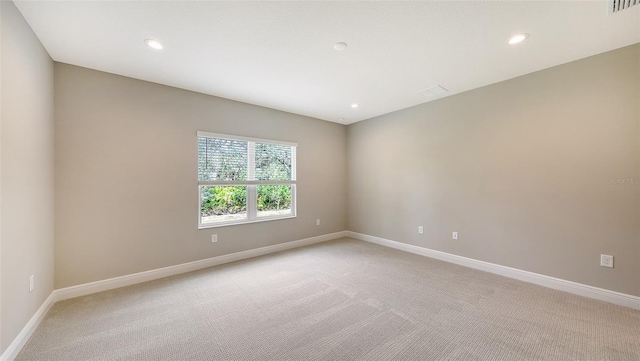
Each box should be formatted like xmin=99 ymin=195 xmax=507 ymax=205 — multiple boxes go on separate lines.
xmin=14 ymin=1 xmax=640 ymax=124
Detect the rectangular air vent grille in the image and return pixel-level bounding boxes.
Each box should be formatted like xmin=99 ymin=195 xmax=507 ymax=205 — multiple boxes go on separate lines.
xmin=418 ymin=85 xmax=448 ymax=98
xmin=610 ymin=0 xmax=639 ymax=14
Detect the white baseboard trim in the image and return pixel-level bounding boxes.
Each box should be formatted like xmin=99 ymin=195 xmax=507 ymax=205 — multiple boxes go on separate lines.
xmin=0 ymin=293 xmax=56 ymax=361
xmin=55 ymin=231 xmax=348 ymax=302
xmin=346 ymin=231 xmax=640 ymax=311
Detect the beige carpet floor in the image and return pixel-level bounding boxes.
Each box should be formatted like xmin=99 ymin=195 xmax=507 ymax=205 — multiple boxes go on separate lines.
xmin=17 ymin=238 xmax=640 ymax=361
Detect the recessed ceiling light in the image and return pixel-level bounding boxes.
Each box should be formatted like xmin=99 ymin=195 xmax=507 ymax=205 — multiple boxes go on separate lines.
xmin=144 ymin=39 xmax=164 ymax=50
xmin=351 ymin=103 xmax=359 ymax=109
xmin=334 ymin=42 xmax=348 ymax=51
xmin=508 ymin=33 xmax=529 ymax=45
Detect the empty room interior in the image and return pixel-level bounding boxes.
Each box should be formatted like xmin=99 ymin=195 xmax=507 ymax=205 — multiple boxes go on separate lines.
xmin=1 ymin=1 xmax=640 ymax=360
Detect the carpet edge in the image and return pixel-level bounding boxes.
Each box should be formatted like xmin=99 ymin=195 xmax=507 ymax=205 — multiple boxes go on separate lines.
xmin=55 ymin=231 xmax=348 ymax=302
xmin=0 ymin=293 xmax=56 ymax=361
xmin=346 ymin=231 xmax=640 ymax=310
xmin=4 ymin=232 xmax=347 ymax=361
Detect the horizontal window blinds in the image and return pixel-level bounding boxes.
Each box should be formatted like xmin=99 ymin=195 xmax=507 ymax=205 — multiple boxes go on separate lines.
xmin=198 ymin=137 xmax=248 ymax=181
xmin=198 ymin=133 xmax=296 ymax=183
xmin=255 ymin=142 xmax=296 ymax=181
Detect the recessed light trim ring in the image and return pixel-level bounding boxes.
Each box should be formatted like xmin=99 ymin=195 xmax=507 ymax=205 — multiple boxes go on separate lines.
xmin=508 ymin=33 xmax=529 ymax=45
xmin=334 ymin=42 xmax=348 ymax=51
xmin=144 ymin=38 xmax=164 ymax=50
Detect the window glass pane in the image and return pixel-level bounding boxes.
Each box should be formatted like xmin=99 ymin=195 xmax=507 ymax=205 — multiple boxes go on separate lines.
xmin=257 ymin=184 xmax=292 ymax=218
xmin=198 ymin=137 xmax=248 ymax=181
xmin=255 ymin=143 xmax=292 ymax=181
xmin=200 ymin=186 xmax=247 ymax=224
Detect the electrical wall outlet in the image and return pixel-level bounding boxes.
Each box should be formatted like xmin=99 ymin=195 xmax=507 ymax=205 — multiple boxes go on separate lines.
xmin=316 ymin=219 xmax=321 ymax=226
xmin=29 ymin=275 xmax=34 ymax=292
xmin=600 ymin=254 xmax=614 ymax=268
xmin=211 ymin=234 xmax=217 ymax=243
xmin=452 ymin=232 xmax=458 ymax=240
xmin=418 ymin=226 xmax=424 ymax=234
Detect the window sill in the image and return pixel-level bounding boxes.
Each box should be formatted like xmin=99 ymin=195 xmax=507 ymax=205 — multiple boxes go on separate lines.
xmin=198 ymin=215 xmax=297 ymax=229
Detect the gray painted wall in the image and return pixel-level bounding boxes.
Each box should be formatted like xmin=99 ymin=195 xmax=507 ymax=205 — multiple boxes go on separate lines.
xmin=0 ymin=1 xmax=55 ymax=353
xmin=54 ymin=63 xmax=347 ymax=289
xmin=347 ymin=44 xmax=640 ymax=297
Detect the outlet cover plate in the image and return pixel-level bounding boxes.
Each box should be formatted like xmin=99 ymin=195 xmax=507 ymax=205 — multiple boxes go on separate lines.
xmin=600 ymin=254 xmax=613 ymax=268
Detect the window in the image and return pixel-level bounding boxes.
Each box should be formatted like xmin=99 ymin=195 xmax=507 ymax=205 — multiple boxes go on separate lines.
xmin=197 ymin=131 xmax=296 ymax=228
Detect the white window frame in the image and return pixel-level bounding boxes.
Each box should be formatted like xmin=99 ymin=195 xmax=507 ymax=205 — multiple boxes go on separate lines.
xmin=197 ymin=131 xmax=297 ymax=229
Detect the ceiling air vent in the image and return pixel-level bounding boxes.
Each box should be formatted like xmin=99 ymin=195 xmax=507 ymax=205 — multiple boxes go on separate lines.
xmin=609 ymin=0 xmax=639 ymax=14
xmin=418 ymin=85 xmax=448 ymax=98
